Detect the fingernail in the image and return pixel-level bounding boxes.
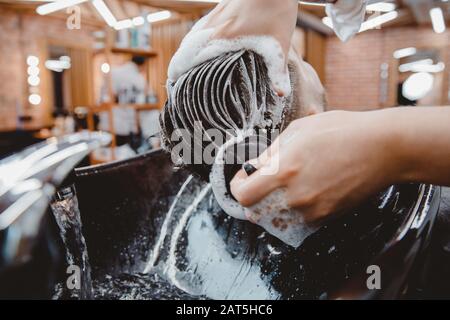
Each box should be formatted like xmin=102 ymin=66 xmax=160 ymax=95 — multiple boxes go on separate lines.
xmin=243 ymin=162 xmax=257 ymax=176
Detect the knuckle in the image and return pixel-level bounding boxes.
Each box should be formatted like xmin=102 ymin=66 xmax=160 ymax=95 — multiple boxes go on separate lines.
xmin=287 ymin=192 xmax=317 ymax=208
xmin=276 ymin=164 xmax=300 ymax=184
xmin=234 ymin=192 xmax=252 ymax=207
xmin=240 ymin=198 xmax=253 ymax=207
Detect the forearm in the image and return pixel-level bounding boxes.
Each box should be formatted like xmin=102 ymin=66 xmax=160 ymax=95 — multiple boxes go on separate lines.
xmin=382 ymin=107 xmax=450 ymax=186
xmin=231 ymin=107 xmax=450 ymax=219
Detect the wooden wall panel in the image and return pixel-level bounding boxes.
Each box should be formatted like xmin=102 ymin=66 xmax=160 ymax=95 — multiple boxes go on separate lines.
xmin=69 ymin=47 xmax=95 ymax=109
xmin=148 ymin=17 xmax=195 ymax=108
xmin=305 ymin=30 xmax=326 ymax=83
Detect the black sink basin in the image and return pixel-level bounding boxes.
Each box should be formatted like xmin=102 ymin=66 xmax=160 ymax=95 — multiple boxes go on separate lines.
xmin=0 ymin=133 xmax=442 ymax=299
xmin=72 ymin=148 xmax=441 ymax=300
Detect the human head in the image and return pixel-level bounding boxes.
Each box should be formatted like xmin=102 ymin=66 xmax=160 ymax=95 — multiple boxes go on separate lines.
xmin=160 ymin=49 xmax=325 ymax=180
xmin=131 ymin=55 xmax=147 ymax=71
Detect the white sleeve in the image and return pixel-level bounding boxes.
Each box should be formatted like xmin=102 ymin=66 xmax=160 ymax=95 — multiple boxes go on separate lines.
xmin=110 ymin=69 xmax=120 ymax=95
xmin=325 ymin=0 xmax=368 ymax=42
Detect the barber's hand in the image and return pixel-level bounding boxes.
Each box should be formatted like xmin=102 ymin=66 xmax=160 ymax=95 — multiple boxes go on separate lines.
xmin=230 ymin=110 xmax=403 ymax=223
xmin=205 ymin=0 xmax=337 ymax=56
xmin=203 ymin=0 xmax=298 ymax=63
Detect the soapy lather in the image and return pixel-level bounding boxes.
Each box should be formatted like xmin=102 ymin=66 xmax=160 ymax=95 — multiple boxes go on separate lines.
xmin=168 ymin=14 xmax=292 ymax=97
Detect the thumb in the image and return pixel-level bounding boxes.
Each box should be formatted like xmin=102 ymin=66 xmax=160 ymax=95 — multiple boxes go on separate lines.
xmin=230 ymin=154 xmax=283 ymax=207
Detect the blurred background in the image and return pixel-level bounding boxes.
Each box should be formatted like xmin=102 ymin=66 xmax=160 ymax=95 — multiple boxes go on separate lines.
xmin=0 ymin=0 xmax=448 ymax=161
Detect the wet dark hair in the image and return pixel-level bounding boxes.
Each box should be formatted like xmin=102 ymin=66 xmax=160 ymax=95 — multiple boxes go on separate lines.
xmin=132 ymin=55 xmax=147 ymax=66
xmin=160 ymin=50 xmax=292 ymax=180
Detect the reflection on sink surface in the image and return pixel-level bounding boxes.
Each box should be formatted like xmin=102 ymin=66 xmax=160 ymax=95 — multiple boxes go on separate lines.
xmin=0 ymin=137 xmax=440 ymax=300
xmin=61 ymin=148 xmax=440 ymax=300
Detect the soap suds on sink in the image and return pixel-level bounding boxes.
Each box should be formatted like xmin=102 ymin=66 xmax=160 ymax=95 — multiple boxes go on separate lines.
xmin=168 ymin=14 xmax=292 ymax=97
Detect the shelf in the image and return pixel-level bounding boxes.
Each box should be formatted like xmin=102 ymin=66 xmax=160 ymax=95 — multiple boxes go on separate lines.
xmin=90 ymin=103 xmax=160 ymax=113
xmin=95 ymin=47 xmax=157 ymax=58
xmin=110 ymin=47 xmax=157 ymax=57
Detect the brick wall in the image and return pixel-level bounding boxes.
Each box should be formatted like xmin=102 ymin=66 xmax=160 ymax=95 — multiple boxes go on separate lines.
xmin=0 ymin=7 xmax=97 ymax=131
xmin=2 ymin=7 xmax=449 ymax=128
xmin=325 ymin=27 xmax=450 ymax=111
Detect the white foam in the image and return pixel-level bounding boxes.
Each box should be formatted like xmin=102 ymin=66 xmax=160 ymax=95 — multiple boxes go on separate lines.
xmin=184 ymin=211 xmax=279 ymax=299
xmin=168 ymin=16 xmax=292 ymax=97
xmin=245 ymin=189 xmax=318 ymax=248
xmin=143 ymin=175 xmax=194 ymax=274
xmin=210 ymin=136 xmax=247 ymax=221
xmin=164 ymin=184 xmax=212 ymax=293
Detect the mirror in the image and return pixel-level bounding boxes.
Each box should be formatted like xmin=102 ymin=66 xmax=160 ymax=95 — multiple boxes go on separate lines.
xmin=46 ymin=45 xmax=72 ymax=117
xmin=39 ymin=41 xmax=94 ymax=136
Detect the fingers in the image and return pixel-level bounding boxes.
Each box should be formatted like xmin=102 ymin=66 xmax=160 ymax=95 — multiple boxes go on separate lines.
xmin=229 ymin=120 xmax=303 ymax=207
xmin=230 ymin=132 xmax=285 ymax=206
xmin=252 ymin=135 xmax=281 ymax=167
xmin=230 ymin=154 xmax=284 ymax=207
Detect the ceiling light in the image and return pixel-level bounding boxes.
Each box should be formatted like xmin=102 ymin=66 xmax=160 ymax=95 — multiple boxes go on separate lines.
xmin=393 ymin=47 xmax=417 ymax=59
xmin=399 ymin=58 xmax=434 ymax=73
xmin=366 ymin=2 xmax=396 ymax=13
xmin=45 ymin=60 xmax=71 ymax=72
xmin=147 ymin=11 xmax=171 ymax=23
xmin=28 ymin=94 xmax=42 ymax=105
xmin=36 ymin=0 xmax=88 ymax=15
xmin=92 ymin=0 xmax=117 ymax=27
xmin=406 ymin=62 xmax=445 ymax=73
xmin=26 ymin=55 xmax=39 ymax=67
xmin=360 ymin=10 xmax=398 ymax=32
xmin=430 ymin=7 xmax=446 ymax=34
xmin=28 ymin=76 xmax=40 ymax=86
xmin=114 ymin=19 xmax=133 ymax=30
xmin=59 ymin=56 xmax=71 ymax=62
xmin=101 ymin=63 xmax=110 ymax=74
xmin=132 ymin=16 xmax=145 ymax=26
xmin=27 ymin=66 xmax=40 ymax=76
xmin=402 ymin=72 xmax=434 ymax=101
